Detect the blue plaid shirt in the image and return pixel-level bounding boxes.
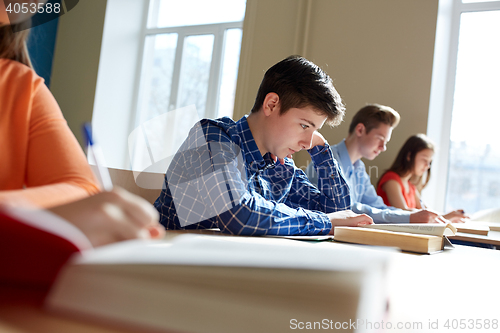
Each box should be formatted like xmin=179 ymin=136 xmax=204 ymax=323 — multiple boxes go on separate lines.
xmin=154 ymin=116 xmax=350 ymax=236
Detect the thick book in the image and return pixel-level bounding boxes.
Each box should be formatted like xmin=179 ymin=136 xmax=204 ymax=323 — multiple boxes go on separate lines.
xmin=45 ymin=233 xmax=391 ymax=333
xmin=334 ymin=223 xmax=457 ymax=254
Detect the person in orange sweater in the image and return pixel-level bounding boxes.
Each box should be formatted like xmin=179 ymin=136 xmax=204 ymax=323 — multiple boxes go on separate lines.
xmin=0 ymin=11 xmax=99 ymax=208
xmin=0 ymin=1 xmax=164 ymax=305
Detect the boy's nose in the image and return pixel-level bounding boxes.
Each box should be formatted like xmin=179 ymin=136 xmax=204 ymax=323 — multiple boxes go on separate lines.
xmin=300 ymin=132 xmax=314 ymax=150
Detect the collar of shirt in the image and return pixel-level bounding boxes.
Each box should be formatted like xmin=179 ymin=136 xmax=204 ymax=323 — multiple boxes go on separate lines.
xmin=236 ymin=116 xmax=275 ymax=173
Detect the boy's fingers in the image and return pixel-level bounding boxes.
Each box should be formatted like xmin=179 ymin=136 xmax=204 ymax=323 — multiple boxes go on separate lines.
xmin=356 ymin=214 xmax=373 ymax=225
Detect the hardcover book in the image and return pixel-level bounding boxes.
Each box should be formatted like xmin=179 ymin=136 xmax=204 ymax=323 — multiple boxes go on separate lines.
xmin=46 ymin=233 xmax=391 ymax=333
xmin=334 ymin=223 xmax=457 ymax=254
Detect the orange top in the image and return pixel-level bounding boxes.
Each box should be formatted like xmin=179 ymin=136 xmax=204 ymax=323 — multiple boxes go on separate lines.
xmin=376 ymin=171 xmax=417 ymax=209
xmin=0 ymin=59 xmax=99 ymax=208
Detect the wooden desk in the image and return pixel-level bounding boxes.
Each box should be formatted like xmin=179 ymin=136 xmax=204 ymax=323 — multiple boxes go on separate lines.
xmin=1 ymin=242 xmax=499 ymax=333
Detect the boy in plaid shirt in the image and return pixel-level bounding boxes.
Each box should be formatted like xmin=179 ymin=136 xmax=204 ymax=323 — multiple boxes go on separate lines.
xmin=155 ymin=56 xmax=372 ymax=235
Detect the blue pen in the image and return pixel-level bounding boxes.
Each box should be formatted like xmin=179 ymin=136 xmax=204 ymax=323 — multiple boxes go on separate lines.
xmin=82 ymin=123 xmax=113 ymax=191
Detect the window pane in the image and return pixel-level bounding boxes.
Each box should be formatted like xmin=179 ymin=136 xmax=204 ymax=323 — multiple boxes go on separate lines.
xmin=445 ymin=10 xmax=500 ymax=213
xmin=150 ymin=0 xmax=246 ymax=28
xmin=217 ymin=29 xmax=243 ymax=118
xmin=137 ymin=33 xmax=178 ymax=123
xmin=177 ymin=34 xmax=214 ymax=118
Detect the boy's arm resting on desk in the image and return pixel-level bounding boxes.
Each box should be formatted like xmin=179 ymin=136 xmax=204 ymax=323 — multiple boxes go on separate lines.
xmin=218 ymin=191 xmax=333 ymax=236
xmin=156 ymin=181 xmax=333 ymax=236
xmin=154 ymin=125 xmax=333 ymax=236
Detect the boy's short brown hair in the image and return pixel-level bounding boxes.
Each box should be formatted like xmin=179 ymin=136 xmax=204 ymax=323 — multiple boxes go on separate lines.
xmin=251 ymin=55 xmax=345 ymax=126
xmin=348 ymin=104 xmax=400 ymax=134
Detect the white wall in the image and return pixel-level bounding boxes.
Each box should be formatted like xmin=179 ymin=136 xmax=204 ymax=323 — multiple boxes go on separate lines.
xmin=92 ymin=0 xmax=149 ymax=169
xmin=235 ymin=0 xmax=439 ymax=182
xmin=51 ymin=0 xmax=107 ymax=146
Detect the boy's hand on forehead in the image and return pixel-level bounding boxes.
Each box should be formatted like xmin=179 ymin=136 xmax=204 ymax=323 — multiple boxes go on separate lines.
xmin=310 ymin=131 xmax=327 ymax=149
xmin=270 ymin=131 xmax=326 ymax=165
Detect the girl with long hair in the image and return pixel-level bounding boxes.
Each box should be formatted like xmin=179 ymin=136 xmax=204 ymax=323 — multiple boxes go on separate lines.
xmin=376 ymin=134 xmax=467 ymax=222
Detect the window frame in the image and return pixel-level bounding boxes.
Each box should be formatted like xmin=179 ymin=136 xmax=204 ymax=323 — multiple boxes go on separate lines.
xmin=92 ymin=0 xmax=245 ymax=170
xmin=133 ymin=0 xmax=244 ymax=127
xmin=425 ymin=0 xmax=500 ymax=211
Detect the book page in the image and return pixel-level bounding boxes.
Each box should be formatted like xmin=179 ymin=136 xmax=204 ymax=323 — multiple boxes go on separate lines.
xmin=360 ymin=223 xmax=456 ymax=237
xmin=470 ymin=207 xmax=500 ymax=222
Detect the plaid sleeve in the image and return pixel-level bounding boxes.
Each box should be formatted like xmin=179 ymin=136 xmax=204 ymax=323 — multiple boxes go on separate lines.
xmin=216 ymin=191 xmax=333 ymax=236
xmin=288 ymin=143 xmax=351 ymax=213
xmin=155 ymin=121 xmax=332 ymax=236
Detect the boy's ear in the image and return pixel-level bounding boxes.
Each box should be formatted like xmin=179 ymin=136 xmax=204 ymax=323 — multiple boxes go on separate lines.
xmin=355 ymin=123 xmax=366 ymax=137
xmin=262 ymin=92 xmax=280 ymax=116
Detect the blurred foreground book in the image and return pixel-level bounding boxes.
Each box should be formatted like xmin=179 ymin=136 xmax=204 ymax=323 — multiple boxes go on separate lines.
xmin=46 ymin=233 xmax=391 ymax=333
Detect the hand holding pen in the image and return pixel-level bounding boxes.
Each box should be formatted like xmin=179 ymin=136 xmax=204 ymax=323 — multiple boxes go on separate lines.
xmin=57 ymin=123 xmax=165 ymax=245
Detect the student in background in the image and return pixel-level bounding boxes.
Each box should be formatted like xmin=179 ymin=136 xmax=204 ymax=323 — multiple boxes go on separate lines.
xmin=306 ymin=104 xmax=444 ymax=223
xmin=0 ymin=1 xmax=164 ymax=305
xmin=377 ymin=133 xmax=467 ymax=222
xmin=155 ymin=56 xmax=373 ymax=235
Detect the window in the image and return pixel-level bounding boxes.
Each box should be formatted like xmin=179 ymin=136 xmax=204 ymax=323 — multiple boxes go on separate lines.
xmin=137 ymin=0 xmax=245 ymax=122
xmin=93 ymin=0 xmax=246 ymax=172
xmin=426 ymin=0 xmax=500 ymax=214
xmin=130 ymin=0 xmax=246 ymax=172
